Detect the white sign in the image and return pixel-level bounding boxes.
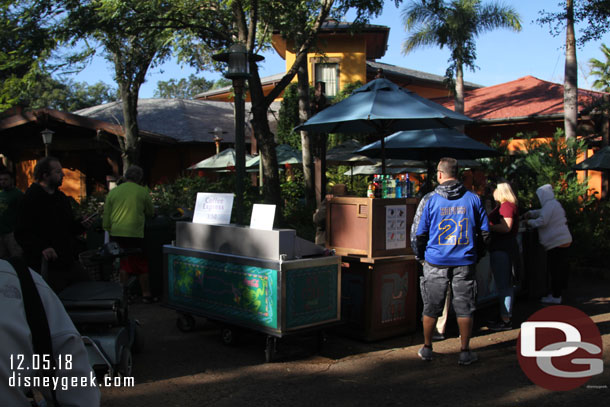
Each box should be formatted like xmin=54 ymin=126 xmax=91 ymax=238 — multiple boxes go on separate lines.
xmin=250 ymin=204 xmax=276 ymax=230
xmin=385 ymin=205 xmax=407 ymax=250
xmin=192 ymin=193 xmax=234 ymax=225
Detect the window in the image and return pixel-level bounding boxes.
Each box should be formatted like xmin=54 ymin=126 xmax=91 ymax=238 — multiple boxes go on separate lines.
xmin=314 ymin=63 xmax=339 ymax=97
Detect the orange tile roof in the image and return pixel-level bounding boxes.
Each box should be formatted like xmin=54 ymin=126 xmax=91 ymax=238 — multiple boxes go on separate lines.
xmin=433 ymin=75 xmax=606 ymax=120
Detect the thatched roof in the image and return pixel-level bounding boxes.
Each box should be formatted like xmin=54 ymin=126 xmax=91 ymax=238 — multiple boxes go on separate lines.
xmin=75 ymin=98 xmax=281 ymax=144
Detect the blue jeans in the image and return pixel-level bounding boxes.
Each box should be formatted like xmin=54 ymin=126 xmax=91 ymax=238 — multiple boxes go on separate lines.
xmin=490 ymin=250 xmax=514 ymax=319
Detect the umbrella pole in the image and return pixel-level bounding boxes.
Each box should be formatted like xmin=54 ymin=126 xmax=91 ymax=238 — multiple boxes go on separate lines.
xmin=259 ymin=153 xmax=264 ymax=191
xmin=381 ymin=136 xmax=386 ymax=176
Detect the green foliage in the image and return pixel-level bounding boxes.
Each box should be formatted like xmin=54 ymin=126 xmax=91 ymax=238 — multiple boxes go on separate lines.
xmin=147 ymin=170 xmax=318 ymax=240
xmin=402 ymin=0 xmax=522 ymax=87
xmin=280 ymin=169 xmax=315 ymax=241
xmin=589 ymin=43 xmax=610 ymax=92
xmin=72 ymin=192 xmax=106 ymax=219
xmin=154 ymin=74 xmax=216 ymax=99
xmin=325 ymin=165 xmax=369 ymax=197
xmin=326 ymin=81 xmax=367 ymax=149
xmin=150 ymin=174 xmax=259 ymax=225
xmin=0 ymin=0 xmax=59 ymax=109
xmin=538 ymin=0 xmax=610 ymax=45
xmin=276 ymin=83 xmax=311 ymax=149
xmin=482 ymin=129 xmax=610 ymax=267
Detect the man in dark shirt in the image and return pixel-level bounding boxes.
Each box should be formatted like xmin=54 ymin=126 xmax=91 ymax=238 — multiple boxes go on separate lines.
xmin=14 ymin=157 xmax=92 ymax=293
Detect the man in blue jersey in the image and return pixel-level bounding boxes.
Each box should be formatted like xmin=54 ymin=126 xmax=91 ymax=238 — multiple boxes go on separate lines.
xmin=411 ymin=157 xmax=489 ymax=365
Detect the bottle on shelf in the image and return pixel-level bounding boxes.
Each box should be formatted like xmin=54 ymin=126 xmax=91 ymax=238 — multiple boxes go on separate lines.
xmin=367 ymin=182 xmax=375 ymax=198
xmin=381 ymin=175 xmax=388 ymax=198
xmin=405 ymin=173 xmax=412 ymax=197
xmin=373 ymin=175 xmax=382 ymax=198
xmin=395 ymin=175 xmax=402 ymax=198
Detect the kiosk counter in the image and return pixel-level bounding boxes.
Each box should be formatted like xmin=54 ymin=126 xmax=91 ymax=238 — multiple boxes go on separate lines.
xmin=163 ymin=222 xmax=341 ymax=361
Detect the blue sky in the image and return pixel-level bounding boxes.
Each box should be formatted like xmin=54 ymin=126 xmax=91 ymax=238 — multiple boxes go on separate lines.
xmin=72 ymin=1 xmax=610 ymax=98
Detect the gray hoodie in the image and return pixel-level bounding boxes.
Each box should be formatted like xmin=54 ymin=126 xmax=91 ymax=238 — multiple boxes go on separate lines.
xmin=527 ymin=184 xmax=572 ymax=250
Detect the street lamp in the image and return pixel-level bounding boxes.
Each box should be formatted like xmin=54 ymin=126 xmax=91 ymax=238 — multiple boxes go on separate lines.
xmin=41 ymin=128 xmax=54 ymax=157
xmin=209 ymin=127 xmax=227 ymax=154
xmin=213 ymin=43 xmax=263 ymax=224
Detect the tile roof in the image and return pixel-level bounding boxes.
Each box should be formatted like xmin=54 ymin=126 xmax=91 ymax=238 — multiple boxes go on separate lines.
xmin=433 ymin=75 xmax=607 ymax=121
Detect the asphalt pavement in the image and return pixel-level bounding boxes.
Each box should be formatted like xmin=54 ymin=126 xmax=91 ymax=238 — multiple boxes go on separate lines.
xmin=100 ymin=270 xmax=610 ymax=407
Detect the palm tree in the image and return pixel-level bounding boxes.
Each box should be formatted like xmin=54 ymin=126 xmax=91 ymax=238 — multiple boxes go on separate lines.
xmin=401 ymin=0 xmax=522 ymax=114
xmin=564 ymin=0 xmax=578 ymax=141
xmin=589 ymin=43 xmax=610 ymax=93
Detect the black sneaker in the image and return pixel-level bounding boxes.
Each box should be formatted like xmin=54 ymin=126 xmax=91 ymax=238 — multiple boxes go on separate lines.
xmin=488 ymin=320 xmax=512 ymax=332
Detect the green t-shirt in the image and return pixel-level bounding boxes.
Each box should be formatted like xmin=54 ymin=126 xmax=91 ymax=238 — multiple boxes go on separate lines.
xmin=102 ymin=182 xmax=154 ymax=238
xmin=0 ymin=188 xmax=23 ymax=234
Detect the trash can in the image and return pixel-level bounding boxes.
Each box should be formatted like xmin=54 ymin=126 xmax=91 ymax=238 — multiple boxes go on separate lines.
xmin=339 ymin=255 xmax=418 ymax=341
xmin=521 ymin=228 xmax=547 ymax=299
xmin=144 ymin=216 xmax=176 ymax=297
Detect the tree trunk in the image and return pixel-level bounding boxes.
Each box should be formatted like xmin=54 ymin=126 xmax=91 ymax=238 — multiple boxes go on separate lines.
xmin=454 ymin=61 xmax=465 ymax=115
xmin=297 ymin=58 xmax=315 ymax=208
xmin=247 ymin=58 xmax=282 ymax=214
xmin=252 ymin=106 xmax=282 ymax=208
xmin=118 ymin=82 xmax=141 ymax=172
xmin=564 ymin=0 xmax=578 ymax=141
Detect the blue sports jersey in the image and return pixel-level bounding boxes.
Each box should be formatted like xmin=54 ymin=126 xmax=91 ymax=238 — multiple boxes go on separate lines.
xmin=416 ymin=184 xmax=489 ymax=266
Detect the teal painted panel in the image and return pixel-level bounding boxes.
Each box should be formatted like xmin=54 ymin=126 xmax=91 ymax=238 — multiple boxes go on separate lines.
xmin=167 ymin=254 xmax=277 ymax=329
xmin=285 ymin=264 xmax=338 ymax=329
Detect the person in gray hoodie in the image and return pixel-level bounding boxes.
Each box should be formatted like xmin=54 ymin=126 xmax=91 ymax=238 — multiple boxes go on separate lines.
xmin=524 ymin=184 xmax=572 ymax=304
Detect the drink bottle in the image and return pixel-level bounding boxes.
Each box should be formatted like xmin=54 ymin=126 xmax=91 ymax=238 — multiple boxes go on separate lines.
xmin=395 ymin=175 xmax=402 ymax=198
xmin=367 ymin=183 xmax=375 ymax=198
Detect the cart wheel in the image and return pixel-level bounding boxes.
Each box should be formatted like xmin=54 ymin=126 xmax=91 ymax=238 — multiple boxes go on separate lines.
xmin=176 ymin=313 xmax=196 ymax=332
xmin=265 ymin=336 xmax=277 ymax=363
xmin=132 ymin=322 xmax=145 ymax=353
xmin=220 ymin=327 xmax=239 ymax=346
xmin=118 ymin=347 xmax=133 ymax=377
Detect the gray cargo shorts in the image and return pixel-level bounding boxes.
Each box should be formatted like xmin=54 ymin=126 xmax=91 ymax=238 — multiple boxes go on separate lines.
xmin=420 ymin=262 xmax=477 ymax=318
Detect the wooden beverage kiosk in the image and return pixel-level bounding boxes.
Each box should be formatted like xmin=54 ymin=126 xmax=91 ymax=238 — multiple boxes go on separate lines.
xmin=326 ymin=196 xmax=419 ymax=341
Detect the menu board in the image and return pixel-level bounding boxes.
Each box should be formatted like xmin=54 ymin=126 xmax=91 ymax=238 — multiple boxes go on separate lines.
xmin=385 ymin=205 xmax=407 ymax=250
xmin=192 ymin=192 xmax=234 ymax=225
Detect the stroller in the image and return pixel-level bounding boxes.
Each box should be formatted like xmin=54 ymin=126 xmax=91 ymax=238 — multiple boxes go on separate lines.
xmin=58 ymin=242 xmax=143 ymax=379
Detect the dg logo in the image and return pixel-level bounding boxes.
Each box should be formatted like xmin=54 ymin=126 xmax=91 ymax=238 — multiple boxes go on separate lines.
xmin=517 ymin=305 xmax=604 ymax=391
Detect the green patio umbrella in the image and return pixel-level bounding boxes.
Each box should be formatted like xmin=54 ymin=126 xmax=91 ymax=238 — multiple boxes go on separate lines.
xmin=344 ymin=165 xmax=426 ymax=175
xmin=187 ymin=148 xmax=254 ymax=171
xmin=246 ymin=144 xmax=302 ymax=168
xmin=295 ymin=78 xmax=473 ymax=174
xmin=356 ymin=128 xmax=499 ymax=161
xmin=295 ymin=78 xmax=473 ymax=134
xmin=325 ymin=139 xmax=378 ymax=166
xmin=573 ymin=146 xmax=610 ymax=171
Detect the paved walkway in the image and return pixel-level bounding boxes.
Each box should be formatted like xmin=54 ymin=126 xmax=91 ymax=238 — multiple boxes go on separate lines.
xmin=100 ymin=272 xmax=610 ymax=406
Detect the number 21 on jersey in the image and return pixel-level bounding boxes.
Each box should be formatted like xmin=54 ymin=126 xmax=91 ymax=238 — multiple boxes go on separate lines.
xmin=438 ymin=218 xmax=469 ymax=245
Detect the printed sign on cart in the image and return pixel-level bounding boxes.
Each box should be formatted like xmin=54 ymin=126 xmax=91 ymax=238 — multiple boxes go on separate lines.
xmin=385 ymin=205 xmax=407 ymax=250
xmin=250 ymin=204 xmax=276 ymax=230
xmin=192 ymin=192 xmax=234 ymax=225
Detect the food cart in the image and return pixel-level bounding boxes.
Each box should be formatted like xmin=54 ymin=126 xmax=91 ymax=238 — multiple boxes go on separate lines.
xmin=325 ymin=195 xmax=527 ymax=340
xmin=325 ymin=196 xmax=419 ymax=340
xmin=163 ymin=222 xmax=341 ymax=362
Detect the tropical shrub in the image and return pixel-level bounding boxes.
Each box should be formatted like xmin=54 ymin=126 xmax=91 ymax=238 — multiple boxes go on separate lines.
xmin=482 ymin=130 xmax=610 ymax=267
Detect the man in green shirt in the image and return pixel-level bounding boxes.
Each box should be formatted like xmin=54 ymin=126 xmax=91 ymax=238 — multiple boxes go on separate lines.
xmin=103 ymin=165 xmax=155 ymax=302
xmin=0 ymin=169 xmax=23 ymax=259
